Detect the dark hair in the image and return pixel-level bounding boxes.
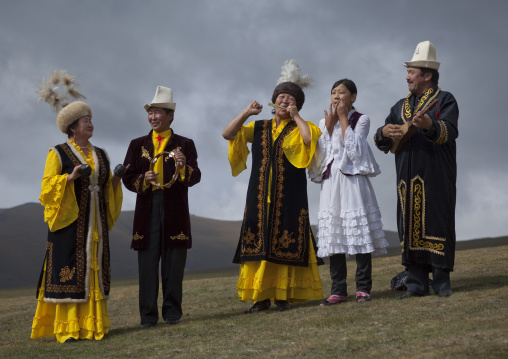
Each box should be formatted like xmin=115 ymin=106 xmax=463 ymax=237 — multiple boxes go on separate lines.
xmin=164 ymin=108 xmax=174 ymax=115
xmin=419 ymin=68 xmax=439 ymax=85
xmin=66 ymin=118 xmax=80 ymax=138
xmin=331 ymin=79 xmax=357 ymax=95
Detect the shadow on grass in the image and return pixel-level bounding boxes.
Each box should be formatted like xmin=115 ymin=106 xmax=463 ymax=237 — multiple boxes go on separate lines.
xmin=107 ymin=274 xmax=508 ymax=331
xmin=372 ymin=274 xmax=508 ymax=300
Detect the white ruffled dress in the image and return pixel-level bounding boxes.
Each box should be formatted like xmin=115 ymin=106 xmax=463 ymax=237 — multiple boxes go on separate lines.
xmin=309 ymin=110 xmax=388 ymax=257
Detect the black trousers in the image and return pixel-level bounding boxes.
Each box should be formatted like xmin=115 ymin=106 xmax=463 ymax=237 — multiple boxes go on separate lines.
xmin=405 ymin=263 xmax=450 ymax=295
xmin=138 ymin=191 xmax=187 ymax=325
xmin=329 ymin=253 xmax=372 ymax=296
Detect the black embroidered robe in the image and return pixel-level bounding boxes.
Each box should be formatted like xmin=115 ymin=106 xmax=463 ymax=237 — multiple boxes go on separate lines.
xmin=122 ymin=130 xmax=201 ymax=250
xmin=374 ymin=86 xmax=459 ymax=270
xmin=37 ymin=143 xmax=112 ymax=302
xmin=233 ymin=120 xmax=317 ymax=267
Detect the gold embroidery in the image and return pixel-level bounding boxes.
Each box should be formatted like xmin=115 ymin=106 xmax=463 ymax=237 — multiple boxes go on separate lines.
xmin=398 ymin=180 xmax=407 ymax=242
xmin=408 ymin=176 xmax=446 ymax=255
xmin=435 ymin=121 xmax=448 ymax=144
xmin=188 ymin=166 xmax=194 ymax=181
xmin=170 ymin=232 xmax=189 ymax=241
xmin=59 ymin=266 xmax=76 ymax=282
xmin=133 ymin=232 xmax=144 ymax=241
xmin=141 ymin=146 xmax=152 ymax=161
xmin=256 ymin=121 xmax=270 ymax=244
xmin=134 ymin=174 xmax=142 ymax=193
xmin=401 ymin=88 xmax=440 ymax=124
xmin=95 ymin=148 xmax=111 ymax=293
xmin=241 ymin=227 xmax=263 ymax=255
xmin=48 ymin=144 xmax=87 ymax=293
xmin=268 ymin=122 xmax=306 ymax=263
xmin=271 ymin=209 xmax=307 ymax=261
xmin=280 ymin=230 xmax=296 ymax=248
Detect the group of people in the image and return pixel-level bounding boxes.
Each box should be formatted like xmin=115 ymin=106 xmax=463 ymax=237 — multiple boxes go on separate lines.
xmin=31 ymin=40 xmax=459 ymax=343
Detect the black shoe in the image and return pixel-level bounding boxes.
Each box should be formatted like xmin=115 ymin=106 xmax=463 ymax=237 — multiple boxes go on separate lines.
xmin=140 ymin=322 xmax=156 ymax=329
xmin=275 ymin=300 xmax=292 ymax=312
xmin=438 ymin=289 xmax=453 ymax=297
xmin=64 ymin=337 xmax=77 ymax=343
xmin=396 ymin=291 xmax=423 ymax=300
xmin=245 ymin=299 xmax=271 ymax=313
xmin=165 ymin=318 xmax=181 ymax=325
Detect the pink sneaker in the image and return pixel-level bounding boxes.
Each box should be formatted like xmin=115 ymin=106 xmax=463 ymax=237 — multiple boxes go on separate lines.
xmin=356 ymin=291 xmax=371 ymax=303
xmin=320 ymin=294 xmax=348 ymax=306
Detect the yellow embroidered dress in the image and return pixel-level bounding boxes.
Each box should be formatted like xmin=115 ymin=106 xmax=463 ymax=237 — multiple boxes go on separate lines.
xmin=31 ymin=140 xmax=122 ymax=343
xmin=229 ymin=118 xmax=323 ymax=303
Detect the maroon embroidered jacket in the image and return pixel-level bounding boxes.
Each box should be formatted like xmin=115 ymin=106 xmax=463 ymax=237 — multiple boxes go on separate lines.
xmin=122 ymin=130 xmax=201 ymax=250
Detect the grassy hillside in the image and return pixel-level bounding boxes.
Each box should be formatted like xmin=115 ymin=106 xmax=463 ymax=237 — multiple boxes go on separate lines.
xmin=0 ymin=203 xmax=506 ymax=290
xmin=0 ymin=245 xmax=506 ymax=358
xmin=0 ymin=203 xmax=243 ymax=288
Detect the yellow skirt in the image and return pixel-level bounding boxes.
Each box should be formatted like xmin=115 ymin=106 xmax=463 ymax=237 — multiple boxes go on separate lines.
xmin=31 ymin=232 xmax=110 ymax=343
xmin=236 ymin=238 xmax=323 ymax=303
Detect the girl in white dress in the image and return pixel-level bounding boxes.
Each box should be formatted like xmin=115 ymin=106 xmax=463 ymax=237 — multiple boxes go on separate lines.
xmin=309 ymin=79 xmax=388 ymax=305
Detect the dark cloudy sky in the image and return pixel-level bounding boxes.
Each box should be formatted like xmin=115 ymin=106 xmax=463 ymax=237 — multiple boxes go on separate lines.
xmin=1 ymin=0 xmax=507 ymax=241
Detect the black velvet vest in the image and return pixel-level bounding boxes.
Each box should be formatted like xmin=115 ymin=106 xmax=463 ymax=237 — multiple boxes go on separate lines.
xmin=37 ymin=143 xmax=111 ymax=302
xmin=233 ymin=120 xmax=312 ymax=267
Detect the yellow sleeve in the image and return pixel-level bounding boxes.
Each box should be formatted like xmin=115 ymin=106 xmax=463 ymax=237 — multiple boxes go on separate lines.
xmin=227 ymin=122 xmax=255 ymax=177
xmin=283 ymin=121 xmax=322 ymax=169
xmin=179 ymin=165 xmax=186 ymax=181
xmin=39 ymin=149 xmax=79 ymax=232
xmin=105 ymin=170 xmax=123 ymax=230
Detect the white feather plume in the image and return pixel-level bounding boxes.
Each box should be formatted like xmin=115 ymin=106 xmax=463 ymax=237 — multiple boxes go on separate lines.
xmin=276 ymin=59 xmax=312 ymax=88
xmin=36 ymin=69 xmax=86 ymax=112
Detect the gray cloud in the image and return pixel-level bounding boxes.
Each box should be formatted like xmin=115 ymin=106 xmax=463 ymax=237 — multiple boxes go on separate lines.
xmin=1 ymin=0 xmax=507 ymax=240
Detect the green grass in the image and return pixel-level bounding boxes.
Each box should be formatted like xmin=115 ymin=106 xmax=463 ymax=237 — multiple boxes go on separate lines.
xmin=1 ymin=246 xmax=507 ymax=358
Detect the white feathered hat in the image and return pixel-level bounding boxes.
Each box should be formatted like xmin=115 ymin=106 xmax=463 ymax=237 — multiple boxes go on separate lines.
xmin=271 ymin=59 xmax=312 ymax=110
xmin=36 ymin=69 xmax=91 ymax=133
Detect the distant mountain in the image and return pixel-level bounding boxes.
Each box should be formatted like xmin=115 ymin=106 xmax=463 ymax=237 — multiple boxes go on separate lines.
xmin=0 ymin=203 xmax=506 ymax=289
xmin=0 ymin=203 xmax=242 ymax=289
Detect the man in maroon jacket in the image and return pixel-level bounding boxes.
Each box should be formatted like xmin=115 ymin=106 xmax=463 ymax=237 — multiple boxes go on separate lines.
xmin=122 ymin=86 xmax=201 ymax=328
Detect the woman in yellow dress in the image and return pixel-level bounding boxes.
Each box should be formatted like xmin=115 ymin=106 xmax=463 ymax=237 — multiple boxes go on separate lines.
xmin=222 ymin=60 xmax=323 ymax=312
xmin=31 ymin=93 xmax=124 ymax=343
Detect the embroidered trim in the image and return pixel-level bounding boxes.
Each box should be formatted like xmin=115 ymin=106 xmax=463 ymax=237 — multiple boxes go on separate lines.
xmin=141 ymin=146 xmax=152 ymax=161
xmin=187 ymin=166 xmax=194 ymax=182
xmin=170 ymin=232 xmax=189 ymax=241
xmin=46 ymin=144 xmax=88 ymax=294
xmin=401 ymin=88 xmax=440 ymax=124
xmin=268 ymin=121 xmax=306 ymax=263
xmin=435 ymin=120 xmax=448 ymax=144
xmin=133 ymin=232 xmax=144 ymax=241
xmin=241 ymin=227 xmax=263 ymax=255
xmin=95 ymin=147 xmax=111 ymax=294
xmin=408 ymin=176 xmax=446 ymax=255
xmin=249 ymin=121 xmax=270 ymax=254
xmin=60 ymin=266 xmax=76 ymax=282
xmin=398 ymin=179 xmax=407 ymax=243
xmin=134 ymin=174 xmax=142 ymax=193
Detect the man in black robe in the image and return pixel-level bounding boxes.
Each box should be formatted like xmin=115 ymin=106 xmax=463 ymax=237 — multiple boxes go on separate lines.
xmin=123 ymin=86 xmax=201 ymax=327
xmin=374 ymin=41 xmax=459 ymax=298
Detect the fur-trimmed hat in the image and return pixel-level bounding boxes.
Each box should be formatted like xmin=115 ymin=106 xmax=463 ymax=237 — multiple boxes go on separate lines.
xmin=272 ymin=82 xmax=305 ymax=111
xmin=271 ymin=60 xmax=312 ymax=110
xmin=56 ymin=101 xmax=92 ymax=133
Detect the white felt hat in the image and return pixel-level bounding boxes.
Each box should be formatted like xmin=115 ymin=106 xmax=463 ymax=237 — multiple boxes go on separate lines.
xmin=144 ymin=86 xmax=176 ymax=112
xmin=404 ymin=41 xmax=440 ymax=70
